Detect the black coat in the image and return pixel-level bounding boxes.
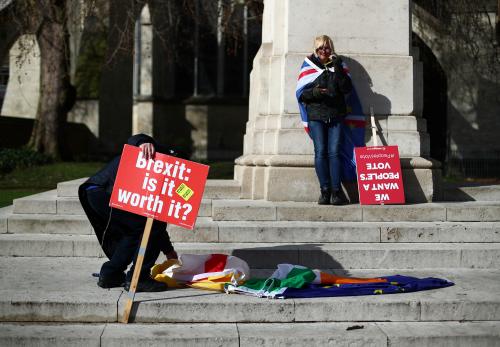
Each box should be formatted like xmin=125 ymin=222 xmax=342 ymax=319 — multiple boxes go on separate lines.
xmin=78 ymin=134 xmax=175 ymax=257
xmin=299 ymin=54 xmax=352 ymax=122
xmin=83 ymin=134 xmax=177 ymax=194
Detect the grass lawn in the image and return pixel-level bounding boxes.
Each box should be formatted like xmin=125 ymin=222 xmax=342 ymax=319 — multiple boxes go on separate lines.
xmin=0 ymin=189 xmax=46 ymax=208
xmin=0 ymin=162 xmax=105 ymax=208
xmin=0 ymin=160 xmax=235 ymax=208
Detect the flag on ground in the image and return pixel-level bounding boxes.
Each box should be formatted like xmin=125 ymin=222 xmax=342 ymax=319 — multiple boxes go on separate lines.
xmin=152 ymin=253 xmax=250 ymax=291
xmin=225 ymin=264 xmax=454 ymax=299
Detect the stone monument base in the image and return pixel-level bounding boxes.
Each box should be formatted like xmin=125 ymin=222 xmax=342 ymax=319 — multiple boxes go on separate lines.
xmin=235 ymin=155 xmax=442 ymax=203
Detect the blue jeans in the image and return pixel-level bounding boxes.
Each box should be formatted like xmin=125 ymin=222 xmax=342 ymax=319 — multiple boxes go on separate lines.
xmin=309 ymin=119 xmax=343 ymax=191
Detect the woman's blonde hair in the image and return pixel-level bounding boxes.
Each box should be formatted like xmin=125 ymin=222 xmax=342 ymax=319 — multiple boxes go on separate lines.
xmin=313 ymin=35 xmax=335 ymax=55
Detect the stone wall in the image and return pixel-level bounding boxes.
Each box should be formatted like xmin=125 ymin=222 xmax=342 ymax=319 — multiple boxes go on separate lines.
xmin=413 ymin=4 xmax=500 ymax=163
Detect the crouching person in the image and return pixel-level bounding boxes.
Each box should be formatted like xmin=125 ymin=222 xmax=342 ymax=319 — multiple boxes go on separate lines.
xmin=79 ymin=134 xmax=178 ymax=292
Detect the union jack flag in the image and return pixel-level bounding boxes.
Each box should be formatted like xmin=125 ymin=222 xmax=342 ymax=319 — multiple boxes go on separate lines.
xmin=296 ymin=56 xmax=366 ymax=181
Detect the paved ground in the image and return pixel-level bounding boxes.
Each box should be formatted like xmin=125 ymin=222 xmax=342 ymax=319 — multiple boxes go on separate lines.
xmin=1 ymin=257 xmax=500 ymax=323
xmin=2 ymin=179 xmax=500 ymax=345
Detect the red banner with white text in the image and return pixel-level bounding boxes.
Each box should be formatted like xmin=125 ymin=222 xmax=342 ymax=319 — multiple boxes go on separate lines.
xmin=109 ymin=145 xmax=209 ymax=229
xmin=354 ymin=146 xmax=405 ymax=205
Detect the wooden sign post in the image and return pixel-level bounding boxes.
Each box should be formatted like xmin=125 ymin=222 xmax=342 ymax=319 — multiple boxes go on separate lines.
xmin=120 ymin=217 xmax=154 ymax=324
xmin=354 ymin=106 xmax=405 ymax=205
xmin=370 ymin=106 xmax=378 ymax=146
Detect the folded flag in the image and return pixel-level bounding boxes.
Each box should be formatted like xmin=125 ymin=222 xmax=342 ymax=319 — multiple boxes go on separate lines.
xmin=341 ymin=87 xmax=366 ymax=181
xmin=296 ymin=57 xmax=323 ymax=135
xmin=225 ymin=264 xmax=454 ymax=299
xmin=152 ymin=253 xmax=250 ymax=291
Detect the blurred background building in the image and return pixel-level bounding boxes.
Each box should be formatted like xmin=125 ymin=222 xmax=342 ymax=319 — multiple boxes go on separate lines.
xmin=0 ymin=0 xmax=498 ymax=178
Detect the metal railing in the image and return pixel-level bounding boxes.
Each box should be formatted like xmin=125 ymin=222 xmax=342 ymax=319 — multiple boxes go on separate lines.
xmin=446 ymin=150 xmax=500 ymax=178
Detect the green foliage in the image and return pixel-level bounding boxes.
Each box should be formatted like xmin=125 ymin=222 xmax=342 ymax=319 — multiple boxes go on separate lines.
xmin=0 ymin=161 xmax=104 ymax=207
xmin=206 ymin=161 xmax=234 ymax=179
xmin=0 ymin=160 xmax=234 ymax=207
xmin=0 ymin=148 xmax=52 ymax=175
xmin=0 ymin=189 xmax=45 ymax=208
xmin=0 ymin=161 xmax=104 ymax=189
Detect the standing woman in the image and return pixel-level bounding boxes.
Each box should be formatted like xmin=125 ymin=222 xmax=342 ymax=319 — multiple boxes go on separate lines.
xmin=297 ymin=35 xmax=352 ymax=205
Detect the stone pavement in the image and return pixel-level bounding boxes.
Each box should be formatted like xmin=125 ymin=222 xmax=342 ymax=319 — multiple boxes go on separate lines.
xmin=1 ymin=257 xmax=499 ymax=345
xmin=0 ymin=178 xmax=500 ymax=345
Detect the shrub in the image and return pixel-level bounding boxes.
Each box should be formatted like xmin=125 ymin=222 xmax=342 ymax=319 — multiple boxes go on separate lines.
xmin=0 ymin=148 xmax=52 ymax=174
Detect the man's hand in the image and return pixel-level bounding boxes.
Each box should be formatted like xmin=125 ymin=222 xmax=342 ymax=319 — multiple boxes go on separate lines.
xmin=139 ymin=143 xmax=155 ymax=160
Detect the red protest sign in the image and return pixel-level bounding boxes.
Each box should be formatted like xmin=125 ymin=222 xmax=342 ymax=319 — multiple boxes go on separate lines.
xmin=354 ymin=146 xmax=405 ymax=205
xmin=109 ymin=144 xmax=209 ymax=229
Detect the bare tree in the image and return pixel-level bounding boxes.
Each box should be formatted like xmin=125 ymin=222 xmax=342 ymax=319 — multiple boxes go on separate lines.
xmin=414 ymin=0 xmax=500 ymax=79
xmin=2 ymin=0 xmax=263 ymax=158
xmin=4 ymin=0 xmax=99 ymax=158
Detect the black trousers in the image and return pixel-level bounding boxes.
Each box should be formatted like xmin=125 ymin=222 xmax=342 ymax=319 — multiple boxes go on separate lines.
xmin=80 ymin=185 xmax=174 ymax=282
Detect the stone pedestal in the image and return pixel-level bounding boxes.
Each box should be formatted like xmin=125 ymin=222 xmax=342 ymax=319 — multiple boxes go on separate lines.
xmin=235 ymin=0 xmax=441 ymax=203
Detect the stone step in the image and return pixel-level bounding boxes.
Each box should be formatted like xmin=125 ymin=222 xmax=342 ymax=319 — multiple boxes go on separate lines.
xmin=5 ymin=209 xmax=500 ymax=243
xmin=0 ymin=257 xmax=498 ymax=324
xmin=12 ymin=194 xmax=500 ymax=224
xmin=1 ymin=321 xmax=499 ymax=346
xmin=57 ymin=178 xmax=86 ymax=197
xmin=1 ymin=235 xmax=500 ymax=269
xmin=212 ymin=200 xmax=500 ymax=222
xmin=56 ymin=178 xmax=241 ymax=199
xmin=12 ymin=190 xmax=59 ymax=214
xmin=12 ymin=190 xmax=213 ymax=217
xmin=443 ymin=183 xmax=500 ymax=202
xmin=12 ymin=188 xmax=500 ymax=224
xmin=5 ymin=208 xmax=500 ymax=243
xmin=168 ymin=220 xmax=500 ymax=243
xmin=0 ymin=206 xmax=12 ymax=233
xmin=5 ymin=213 xmax=92 ymax=235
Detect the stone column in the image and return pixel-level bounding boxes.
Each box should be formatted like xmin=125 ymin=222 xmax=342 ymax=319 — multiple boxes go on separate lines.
xmin=98 ymin=0 xmax=134 ymax=153
xmin=132 ymin=5 xmax=153 ymax=137
xmin=235 ymin=0 xmax=441 ymax=203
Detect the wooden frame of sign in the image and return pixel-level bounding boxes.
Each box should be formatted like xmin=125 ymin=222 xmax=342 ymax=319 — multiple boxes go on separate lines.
xmin=120 ymin=217 xmax=154 ymax=323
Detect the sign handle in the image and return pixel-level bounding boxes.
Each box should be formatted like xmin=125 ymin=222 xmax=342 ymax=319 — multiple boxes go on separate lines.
xmin=120 ymin=217 xmax=154 ymax=323
xmin=370 ymin=106 xmax=378 ymax=147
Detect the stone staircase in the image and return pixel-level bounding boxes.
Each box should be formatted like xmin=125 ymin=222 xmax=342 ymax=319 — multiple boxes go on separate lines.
xmin=1 ymin=178 xmax=500 ymax=346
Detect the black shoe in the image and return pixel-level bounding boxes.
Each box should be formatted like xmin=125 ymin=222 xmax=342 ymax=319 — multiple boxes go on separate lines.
xmin=124 ymin=278 xmax=169 ymax=292
xmin=97 ymin=272 xmax=126 ymax=289
xmin=318 ymin=188 xmax=331 ymax=205
xmin=331 ymin=190 xmax=348 ymax=205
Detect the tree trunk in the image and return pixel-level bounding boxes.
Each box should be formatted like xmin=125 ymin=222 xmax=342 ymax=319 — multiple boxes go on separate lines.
xmin=28 ymin=2 xmax=71 ymax=159
xmin=497 ymin=0 xmax=500 ymax=43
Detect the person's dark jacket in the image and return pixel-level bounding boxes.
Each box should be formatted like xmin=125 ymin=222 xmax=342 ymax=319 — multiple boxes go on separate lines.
xmin=78 ymin=134 xmax=175 ymax=257
xmin=84 ymin=134 xmax=177 ymax=194
xmin=299 ymin=54 xmax=352 ymax=122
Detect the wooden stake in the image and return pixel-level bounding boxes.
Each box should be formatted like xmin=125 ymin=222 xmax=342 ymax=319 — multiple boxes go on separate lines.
xmin=370 ymin=106 xmax=378 ymax=147
xmin=120 ymin=217 xmax=154 ymax=323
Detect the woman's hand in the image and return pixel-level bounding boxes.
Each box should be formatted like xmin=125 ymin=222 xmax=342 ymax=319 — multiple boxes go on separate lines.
xmin=139 ymin=142 xmax=155 ymax=160
xmin=313 ymin=86 xmax=329 ymax=98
